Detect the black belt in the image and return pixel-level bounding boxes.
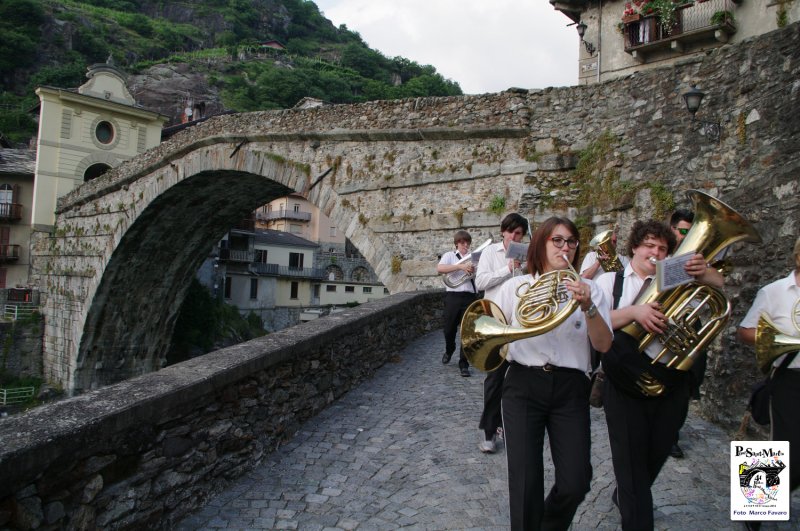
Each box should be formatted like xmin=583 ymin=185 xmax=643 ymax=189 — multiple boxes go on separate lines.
xmin=509 ymin=361 xmax=585 ymax=375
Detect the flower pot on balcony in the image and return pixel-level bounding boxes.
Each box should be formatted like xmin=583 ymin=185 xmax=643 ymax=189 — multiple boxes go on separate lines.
xmin=622 ymin=13 xmax=641 ymax=23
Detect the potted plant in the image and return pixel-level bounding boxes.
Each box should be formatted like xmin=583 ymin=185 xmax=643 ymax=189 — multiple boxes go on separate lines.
xmin=640 ymin=0 xmax=680 ymax=35
xmin=710 ymin=10 xmax=734 ymax=26
xmin=621 ymin=1 xmax=645 ymax=23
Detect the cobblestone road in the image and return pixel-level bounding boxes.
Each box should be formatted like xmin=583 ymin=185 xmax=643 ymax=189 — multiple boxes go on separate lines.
xmin=177 ymin=329 xmax=800 ymax=530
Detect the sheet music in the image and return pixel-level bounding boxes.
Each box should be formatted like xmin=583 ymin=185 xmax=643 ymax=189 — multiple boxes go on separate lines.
xmin=505 ymin=241 xmax=529 ymax=261
xmin=656 ymin=251 xmax=695 ymax=291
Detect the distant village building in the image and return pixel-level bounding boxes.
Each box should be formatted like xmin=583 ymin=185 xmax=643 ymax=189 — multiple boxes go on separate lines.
xmin=551 ymin=0 xmax=799 ymax=85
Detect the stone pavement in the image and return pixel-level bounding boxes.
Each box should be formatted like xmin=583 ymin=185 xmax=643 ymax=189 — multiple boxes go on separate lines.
xmin=176 ymin=329 xmax=800 ymax=530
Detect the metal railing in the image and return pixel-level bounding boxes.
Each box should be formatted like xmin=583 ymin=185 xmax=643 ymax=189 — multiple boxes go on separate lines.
xmin=219 ymin=249 xmax=254 ymax=262
xmin=0 ymin=245 xmax=20 ymax=261
xmin=0 ymin=387 xmax=35 ymax=405
xmin=256 ymin=209 xmax=312 ymax=222
xmin=251 ymin=263 xmax=327 ymax=279
xmin=623 ymin=0 xmax=736 ymax=49
xmin=0 ymin=203 xmax=22 ymax=220
xmin=4 ymin=304 xmax=37 ymax=321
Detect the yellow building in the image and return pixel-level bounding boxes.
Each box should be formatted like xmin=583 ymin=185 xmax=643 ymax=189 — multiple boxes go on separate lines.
xmin=31 ymin=59 xmax=167 ymax=229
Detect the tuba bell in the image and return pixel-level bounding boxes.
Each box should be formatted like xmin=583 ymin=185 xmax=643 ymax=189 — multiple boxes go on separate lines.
xmin=755 ymin=310 xmax=800 ymax=374
xmin=621 ymin=190 xmax=762 ymax=389
xmin=442 ymin=238 xmax=493 ymax=288
xmin=589 ymin=229 xmax=624 ymax=273
xmin=461 ymin=256 xmax=580 ymax=372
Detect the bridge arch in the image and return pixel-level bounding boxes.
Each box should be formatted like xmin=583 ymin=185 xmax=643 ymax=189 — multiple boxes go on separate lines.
xmin=37 ymin=140 xmax=407 ymax=393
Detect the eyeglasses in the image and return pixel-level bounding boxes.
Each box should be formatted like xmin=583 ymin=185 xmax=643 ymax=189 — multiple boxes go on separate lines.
xmin=549 ymin=236 xmax=579 ymax=249
xmin=675 ymin=228 xmax=690 ymax=236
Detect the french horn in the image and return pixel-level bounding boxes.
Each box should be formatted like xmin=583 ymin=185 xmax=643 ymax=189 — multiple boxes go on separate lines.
xmin=755 ymin=307 xmax=800 ymax=374
xmin=621 ymin=190 xmax=762 ymax=395
xmin=461 ymin=255 xmax=580 ymax=372
xmin=589 ymin=229 xmax=624 ymax=273
xmin=441 ymin=238 xmax=493 ymax=288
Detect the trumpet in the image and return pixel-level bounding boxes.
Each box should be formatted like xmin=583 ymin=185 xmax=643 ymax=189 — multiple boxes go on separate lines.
xmin=461 ymin=254 xmax=580 ymax=371
xmin=589 ymin=229 xmax=624 ymax=273
xmin=755 ymin=302 xmax=800 ymax=374
xmin=442 ymin=238 xmax=492 ymax=288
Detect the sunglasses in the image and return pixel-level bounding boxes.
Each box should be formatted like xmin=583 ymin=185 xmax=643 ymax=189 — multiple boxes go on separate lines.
xmin=549 ymin=236 xmax=579 ymax=249
xmin=676 ymin=228 xmax=690 ymax=236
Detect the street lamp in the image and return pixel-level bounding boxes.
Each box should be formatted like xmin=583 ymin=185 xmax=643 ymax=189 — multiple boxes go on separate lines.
xmin=682 ymin=85 xmax=721 ymax=143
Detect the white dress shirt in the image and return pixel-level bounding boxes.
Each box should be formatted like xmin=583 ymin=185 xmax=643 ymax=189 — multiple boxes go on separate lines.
xmin=492 ymin=273 xmax=612 ymax=373
xmin=475 ymin=241 xmax=515 ymax=301
xmin=439 ymin=250 xmax=476 ymax=293
xmin=740 ymin=271 xmax=800 ymax=369
xmin=595 ymin=264 xmax=666 ymax=362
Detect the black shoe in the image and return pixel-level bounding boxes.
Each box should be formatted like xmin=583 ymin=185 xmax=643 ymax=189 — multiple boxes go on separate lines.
xmin=442 ymin=352 xmax=453 ymax=364
xmin=670 ymin=443 xmax=684 ymax=459
xmin=460 ymin=366 xmax=471 ymax=377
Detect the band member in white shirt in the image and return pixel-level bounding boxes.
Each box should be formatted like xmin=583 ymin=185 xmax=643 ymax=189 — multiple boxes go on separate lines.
xmin=736 ymin=236 xmax=800 ymax=531
xmin=437 ymin=230 xmax=479 ymax=377
xmin=493 ymin=216 xmax=612 ymax=530
xmin=474 ymin=213 xmax=528 ymax=453
xmin=580 ymin=227 xmax=630 ymax=280
xmin=595 ymin=219 xmax=714 ymax=530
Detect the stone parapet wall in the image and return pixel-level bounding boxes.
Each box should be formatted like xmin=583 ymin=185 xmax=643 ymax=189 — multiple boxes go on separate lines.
xmin=0 ymin=291 xmax=443 ymax=529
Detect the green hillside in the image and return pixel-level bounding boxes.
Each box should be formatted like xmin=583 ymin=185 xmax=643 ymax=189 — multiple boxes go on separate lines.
xmin=0 ymin=0 xmax=462 ymax=143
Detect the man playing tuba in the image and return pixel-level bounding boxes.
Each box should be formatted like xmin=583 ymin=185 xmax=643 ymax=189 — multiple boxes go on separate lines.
xmin=595 ymin=220 xmax=724 ymax=531
xmin=736 ymin=236 xmax=800 ymax=531
xmin=581 ymin=226 xmax=629 ymax=280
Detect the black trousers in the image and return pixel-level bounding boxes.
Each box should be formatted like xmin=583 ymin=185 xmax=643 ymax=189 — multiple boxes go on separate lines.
xmin=443 ymin=291 xmax=476 ymax=367
xmin=479 ymin=359 xmax=509 ymax=438
xmin=770 ymin=368 xmax=800 ymax=492
xmin=502 ymin=363 xmax=592 ymax=531
xmin=603 ymin=369 xmax=690 ymax=530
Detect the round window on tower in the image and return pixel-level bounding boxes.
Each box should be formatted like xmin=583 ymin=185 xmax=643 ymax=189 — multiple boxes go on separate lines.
xmin=95 ymin=121 xmax=115 ymax=144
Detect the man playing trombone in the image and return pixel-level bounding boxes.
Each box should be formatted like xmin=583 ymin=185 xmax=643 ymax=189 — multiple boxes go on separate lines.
xmin=736 ymin=236 xmax=800 ymax=531
xmin=437 ymin=230 xmax=478 ymax=377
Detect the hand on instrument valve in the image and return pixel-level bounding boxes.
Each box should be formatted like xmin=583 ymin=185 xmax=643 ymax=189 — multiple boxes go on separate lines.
xmin=632 ymin=302 xmax=667 ymax=334
xmin=508 ymin=258 xmax=521 ymax=273
xmin=462 ymin=262 xmax=475 ymax=275
xmin=565 ymin=279 xmax=593 ymax=311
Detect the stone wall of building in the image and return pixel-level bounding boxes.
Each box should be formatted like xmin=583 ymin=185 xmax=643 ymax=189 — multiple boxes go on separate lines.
xmin=0 ymin=318 xmax=43 ymax=380
xmin=0 ymin=291 xmax=443 ymax=529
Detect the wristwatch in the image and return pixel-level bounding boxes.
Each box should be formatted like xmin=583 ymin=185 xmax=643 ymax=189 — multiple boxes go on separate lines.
xmin=583 ymin=302 xmax=598 ymax=318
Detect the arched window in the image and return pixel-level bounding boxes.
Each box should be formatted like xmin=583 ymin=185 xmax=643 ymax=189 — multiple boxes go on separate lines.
xmin=351 ymin=266 xmax=370 ymax=282
xmin=326 ymin=265 xmax=344 ymax=281
xmin=84 ymin=163 xmax=111 ymax=182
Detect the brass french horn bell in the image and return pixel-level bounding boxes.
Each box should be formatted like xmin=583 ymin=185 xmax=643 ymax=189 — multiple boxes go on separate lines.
xmin=755 ymin=312 xmax=800 ymax=374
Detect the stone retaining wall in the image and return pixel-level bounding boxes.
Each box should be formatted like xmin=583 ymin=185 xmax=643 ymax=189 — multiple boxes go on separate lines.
xmin=0 ymin=291 xmax=442 ymax=529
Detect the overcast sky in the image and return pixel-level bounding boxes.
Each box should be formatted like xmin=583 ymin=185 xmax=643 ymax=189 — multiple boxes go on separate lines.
xmin=313 ymin=0 xmax=579 ymax=95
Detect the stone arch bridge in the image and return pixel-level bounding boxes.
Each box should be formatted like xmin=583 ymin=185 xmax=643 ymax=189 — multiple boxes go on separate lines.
xmin=32 ymin=23 xmax=800 ymax=398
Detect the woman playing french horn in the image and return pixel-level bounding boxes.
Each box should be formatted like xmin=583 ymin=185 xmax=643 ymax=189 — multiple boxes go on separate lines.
xmin=736 ymin=236 xmax=800 ymax=531
xmin=491 ymin=216 xmax=612 ymax=531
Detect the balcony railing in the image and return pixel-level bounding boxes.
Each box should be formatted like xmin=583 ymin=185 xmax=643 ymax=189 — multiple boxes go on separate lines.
xmin=251 ymin=262 xmax=326 ymax=279
xmin=623 ymin=0 xmax=737 ymax=61
xmin=256 ymin=209 xmax=312 ymax=222
xmin=219 ymin=248 xmax=254 ymax=262
xmin=0 ymin=245 xmax=20 ymax=262
xmin=0 ymin=203 xmax=22 ymax=221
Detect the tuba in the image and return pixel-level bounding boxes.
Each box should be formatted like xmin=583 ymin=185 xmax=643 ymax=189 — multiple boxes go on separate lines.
xmin=442 ymin=238 xmax=492 ymax=288
xmin=621 ymin=190 xmax=762 ymax=395
xmin=755 ymin=307 xmax=800 ymax=374
xmin=461 ymin=255 xmax=580 ymax=371
xmin=589 ymin=229 xmax=624 ymax=273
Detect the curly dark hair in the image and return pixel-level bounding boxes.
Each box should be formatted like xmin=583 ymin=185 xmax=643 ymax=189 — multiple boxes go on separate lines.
xmin=626 ymin=220 xmax=677 ymax=257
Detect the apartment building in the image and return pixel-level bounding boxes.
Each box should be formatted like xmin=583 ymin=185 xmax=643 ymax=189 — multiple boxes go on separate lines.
xmin=551 ymin=0 xmax=799 ymax=85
